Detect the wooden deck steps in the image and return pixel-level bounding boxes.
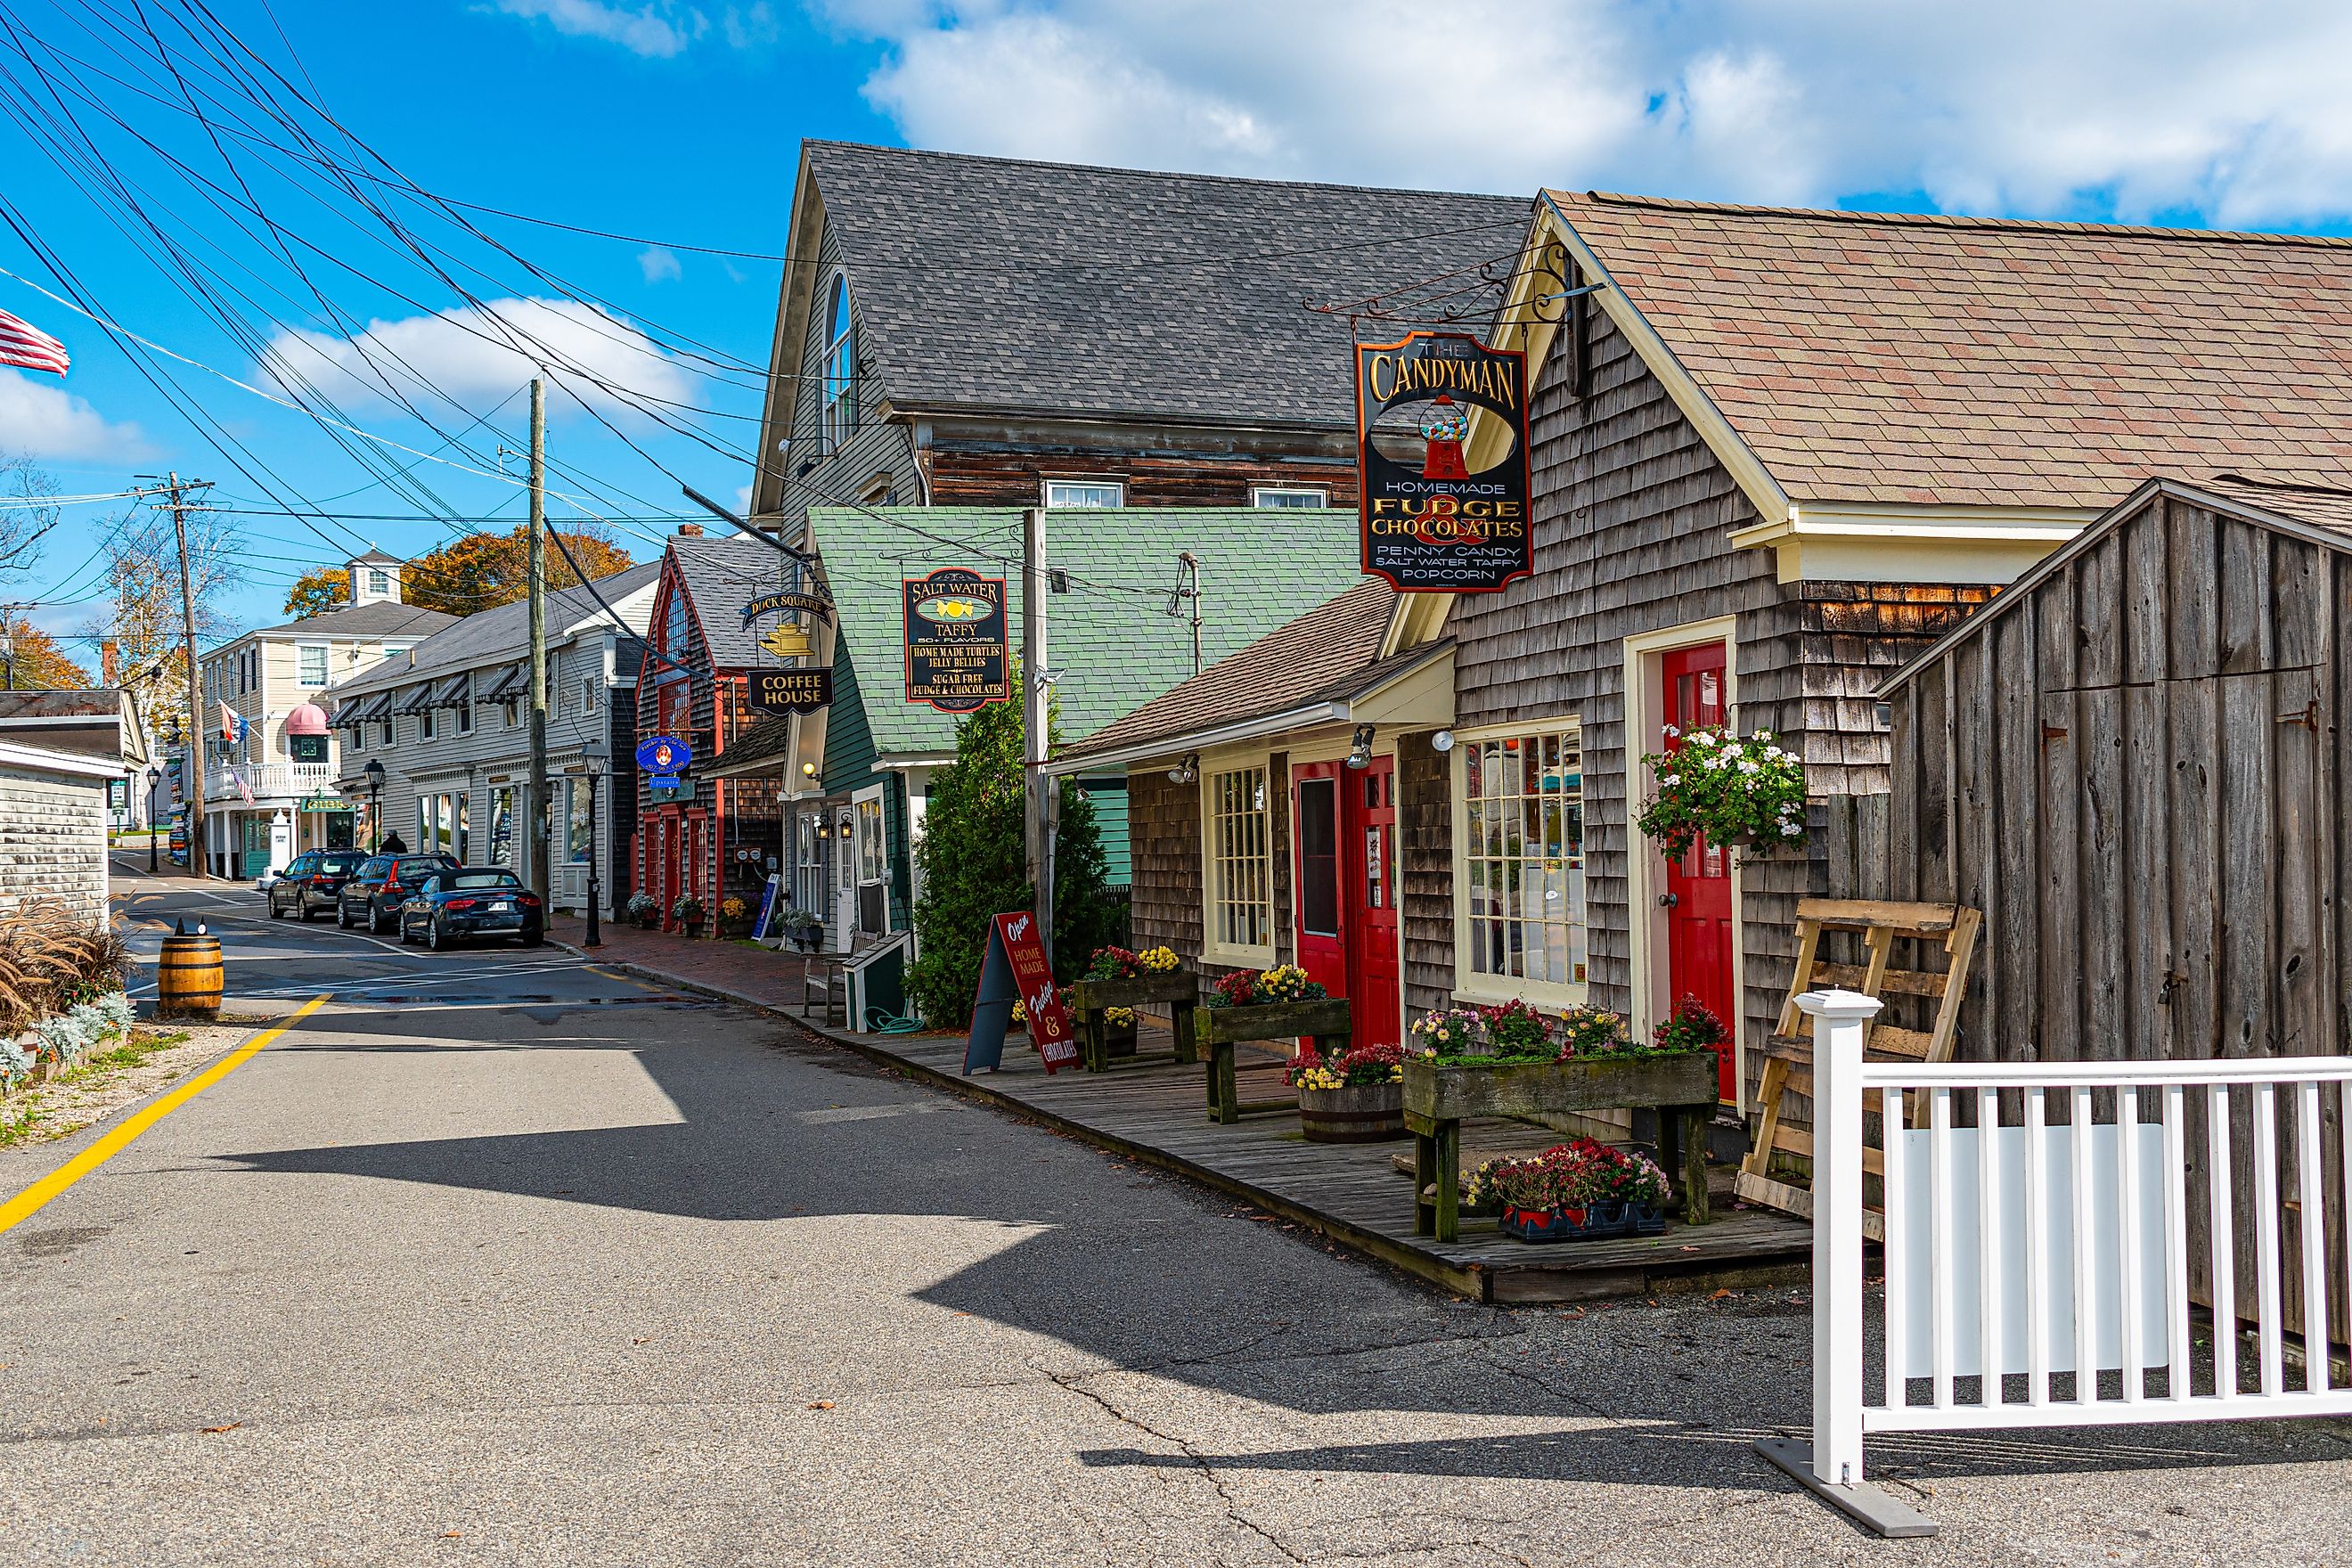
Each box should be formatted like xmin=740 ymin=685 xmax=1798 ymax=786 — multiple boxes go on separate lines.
xmin=801 ymin=1019 xmax=1811 ymax=1303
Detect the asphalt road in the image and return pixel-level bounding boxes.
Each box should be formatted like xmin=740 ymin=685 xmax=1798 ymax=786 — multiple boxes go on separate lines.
xmin=1 ymin=863 xmax=2348 ymax=1565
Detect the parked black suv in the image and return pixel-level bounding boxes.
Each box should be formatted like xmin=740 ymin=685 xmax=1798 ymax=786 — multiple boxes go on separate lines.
xmin=266 ymin=850 xmax=369 ymax=921
xmin=337 ymin=852 xmax=461 ymax=934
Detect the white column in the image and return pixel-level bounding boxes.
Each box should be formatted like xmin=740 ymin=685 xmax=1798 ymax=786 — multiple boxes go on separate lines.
xmin=1800 ymin=986 xmax=1885 ymax=1485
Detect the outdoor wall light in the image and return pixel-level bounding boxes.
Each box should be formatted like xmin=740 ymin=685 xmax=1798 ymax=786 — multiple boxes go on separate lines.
xmin=1166 ymin=753 xmax=1198 ymax=785
xmin=801 ymin=761 xmax=819 ymax=778
xmin=1344 ymin=724 xmax=1376 ymax=770
xmin=1430 ymin=730 xmax=1456 ymax=754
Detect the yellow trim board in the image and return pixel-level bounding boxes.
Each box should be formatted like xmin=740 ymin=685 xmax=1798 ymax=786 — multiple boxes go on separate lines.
xmin=0 ymin=994 xmax=329 ymax=1238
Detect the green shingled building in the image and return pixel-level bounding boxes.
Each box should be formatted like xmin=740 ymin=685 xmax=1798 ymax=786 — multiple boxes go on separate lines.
xmin=709 ymin=507 xmax=1367 ymax=944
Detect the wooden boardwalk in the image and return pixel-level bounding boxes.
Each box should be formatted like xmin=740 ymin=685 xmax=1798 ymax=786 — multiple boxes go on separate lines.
xmin=814 ymin=1023 xmax=1812 ymax=1303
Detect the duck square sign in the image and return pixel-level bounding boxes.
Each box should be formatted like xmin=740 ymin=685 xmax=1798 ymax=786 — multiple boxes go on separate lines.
xmin=902 ymin=568 xmax=1010 ymax=713
xmin=1355 ymin=331 xmax=1532 ymax=592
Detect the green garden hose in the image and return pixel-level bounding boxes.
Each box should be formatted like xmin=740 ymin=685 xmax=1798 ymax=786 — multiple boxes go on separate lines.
xmin=865 ymin=1008 xmax=924 ymax=1034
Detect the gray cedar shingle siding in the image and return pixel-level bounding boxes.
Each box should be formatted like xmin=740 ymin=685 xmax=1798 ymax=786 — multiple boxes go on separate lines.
xmin=804 ymin=142 xmax=1531 ymax=429
xmin=0 ymin=763 xmax=107 ymax=925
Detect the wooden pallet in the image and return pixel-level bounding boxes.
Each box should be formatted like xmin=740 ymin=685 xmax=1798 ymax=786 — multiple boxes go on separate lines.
xmin=1735 ymin=897 xmax=1981 ymax=1234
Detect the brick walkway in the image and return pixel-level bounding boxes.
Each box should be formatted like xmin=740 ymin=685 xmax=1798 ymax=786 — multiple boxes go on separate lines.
xmin=543 ymin=915 xmax=841 ymax=1022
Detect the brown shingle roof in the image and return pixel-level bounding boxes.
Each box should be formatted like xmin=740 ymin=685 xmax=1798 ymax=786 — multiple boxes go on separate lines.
xmin=2196 ymin=473 xmax=2352 ymax=535
xmin=1063 ymin=580 xmax=1405 ymax=761
xmin=1548 ymin=191 xmax=2352 ymax=510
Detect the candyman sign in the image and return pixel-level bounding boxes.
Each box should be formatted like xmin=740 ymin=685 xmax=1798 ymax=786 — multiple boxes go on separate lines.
xmin=1355 ymin=331 xmax=1532 ymax=592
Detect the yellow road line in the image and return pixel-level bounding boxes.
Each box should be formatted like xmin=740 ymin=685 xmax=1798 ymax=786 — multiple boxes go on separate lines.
xmin=588 ymin=965 xmax=666 ymax=995
xmin=0 ymin=994 xmax=331 ymax=1239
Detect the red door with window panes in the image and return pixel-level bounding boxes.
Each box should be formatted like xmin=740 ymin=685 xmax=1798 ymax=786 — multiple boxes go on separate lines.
xmin=1290 ymin=758 xmax=1401 ymax=1055
xmin=1660 ymin=642 xmax=1737 ymax=1102
xmin=1292 ymin=765 xmax=1345 ymax=1020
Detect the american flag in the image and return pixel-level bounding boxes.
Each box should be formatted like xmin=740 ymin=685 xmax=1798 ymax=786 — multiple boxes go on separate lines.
xmin=0 ymin=306 xmax=69 ymax=376
xmin=232 ymin=767 xmax=256 ymax=806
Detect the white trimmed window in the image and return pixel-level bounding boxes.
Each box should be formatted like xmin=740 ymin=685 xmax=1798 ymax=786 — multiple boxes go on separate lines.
xmin=855 ymin=795 xmax=886 ymax=883
xmin=1251 ymin=486 xmax=1327 ymax=509
xmin=1045 ymin=479 xmax=1123 ymax=509
xmin=1204 ymin=764 xmax=1273 ymax=960
xmin=821 ymin=272 xmax=859 ymax=448
xmin=366 ymin=568 xmax=390 ymax=595
xmin=1455 ymin=720 xmax=1587 ymax=1003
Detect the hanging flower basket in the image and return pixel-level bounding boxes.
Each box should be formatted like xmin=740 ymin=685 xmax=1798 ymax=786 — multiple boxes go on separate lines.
xmin=1635 ymin=724 xmax=1809 ymax=860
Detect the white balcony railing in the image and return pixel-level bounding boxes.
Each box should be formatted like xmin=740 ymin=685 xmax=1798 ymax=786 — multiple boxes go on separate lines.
xmin=205 ymin=764 xmax=338 ymax=803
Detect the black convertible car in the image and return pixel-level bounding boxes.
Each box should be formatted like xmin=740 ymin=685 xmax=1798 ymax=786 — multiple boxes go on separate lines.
xmin=397 ymin=867 xmax=545 ymax=951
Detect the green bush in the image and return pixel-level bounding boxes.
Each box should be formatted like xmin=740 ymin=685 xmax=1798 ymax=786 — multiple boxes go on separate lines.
xmin=907 ymin=678 xmax=1118 ymax=1030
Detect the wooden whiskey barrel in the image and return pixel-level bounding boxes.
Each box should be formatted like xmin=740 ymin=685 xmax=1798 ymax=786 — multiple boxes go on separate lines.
xmin=156 ymin=931 xmax=223 ymax=1018
xmin=1298 ymin=1082 xmax=1407 ymax=1143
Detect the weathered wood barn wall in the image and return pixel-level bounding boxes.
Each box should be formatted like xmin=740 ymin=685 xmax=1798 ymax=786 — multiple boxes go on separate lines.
xmin=1876 ymin=478 xmax=2351 ymax=1064
xmin=1874 ymin=478 xmax=2352 ymax=1342
xmin=1433 ymin=296 xmax=1989 ymax=1089
xmin=1125 ymin=758 xmax=1297 ymax=992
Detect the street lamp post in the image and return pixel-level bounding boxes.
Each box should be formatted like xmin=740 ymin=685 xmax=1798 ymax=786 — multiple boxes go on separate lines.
xmin=146 ymin=766 xmax=162 ymax=873
xmin=579 ymin=739 xmax=608 ymax=949
xmin=363 ymin=758 xmax=385 ymax=853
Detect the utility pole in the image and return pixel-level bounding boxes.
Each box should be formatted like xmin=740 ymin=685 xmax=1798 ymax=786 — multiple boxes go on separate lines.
xmin=1174 ymin=551 xmax=1203 ymax=676
xmin=169 ymin=472 xmax=208 ymax=881
xmin=525 ymin=377 xmax=551 ymax=901
xmin=1022 ymin=507 xmax=1054 ymax=955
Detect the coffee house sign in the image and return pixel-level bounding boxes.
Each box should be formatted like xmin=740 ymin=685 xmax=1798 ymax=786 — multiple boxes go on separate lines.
xmin=1354 ymin=331 xmax=1532 ymax=592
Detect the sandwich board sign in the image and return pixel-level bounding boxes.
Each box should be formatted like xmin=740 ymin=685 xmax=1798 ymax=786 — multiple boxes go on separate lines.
xmin=964 ymin=909 xmax=1077 ymax=1074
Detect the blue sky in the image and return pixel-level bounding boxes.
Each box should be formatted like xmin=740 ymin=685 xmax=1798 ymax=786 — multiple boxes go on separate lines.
xmin=9 ymin=0 xmax=2352 ymax=657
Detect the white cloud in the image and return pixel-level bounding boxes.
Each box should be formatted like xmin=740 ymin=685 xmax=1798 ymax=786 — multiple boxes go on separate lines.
xmin=493 ymin=0 xmax=703 ymax=58
xmin=638 ymin=245 xmax=683 ymax=283
xmin=732 ymin=482 xmax=754 ymax=512
xmin=0 ymin=370 xmax=153 ymax=462
xmin=829 ymin=0 xmax=2352 ymax=225
xmin=259 ymin=297 xmax=693 ymax=428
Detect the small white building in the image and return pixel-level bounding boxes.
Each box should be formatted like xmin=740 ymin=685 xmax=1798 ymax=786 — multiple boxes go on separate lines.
xmin=0 ymin=738 xmax=118 ymax=924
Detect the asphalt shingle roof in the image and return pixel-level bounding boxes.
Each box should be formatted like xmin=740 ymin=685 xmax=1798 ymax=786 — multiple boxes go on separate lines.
xmin=812 ymin=506 xmax=1371 ymax=756
xmin=669 ymin=536 xmax=792 ymax=666
xmin=808 ymin=142 xmax=1531 ymax=429
xmin=1550 ymin=190 xmax=2352 ymax=510
xmin=247 ymin=599 xmax=458 ymax=642
xmin=1063 ymin=580 xmax=1412 ymax=761
xmin=323 ymin=563 xmax=660 ymax=698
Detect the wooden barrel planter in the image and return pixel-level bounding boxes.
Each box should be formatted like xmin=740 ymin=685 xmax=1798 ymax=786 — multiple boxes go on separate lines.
xmin=1196 ymin=998 xmax=1351 ymax=1124
xmin=1297 ymin=1081 xmax=1406 ymax=1142
xmin=156 ymin=930 xmax=224 ymax=1019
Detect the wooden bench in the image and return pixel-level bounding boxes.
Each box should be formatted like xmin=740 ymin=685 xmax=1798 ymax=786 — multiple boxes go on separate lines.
xmin=1066 ymin=972 xmax=1200 ymax=1074
xmin=1402 ymin=1053 xmax=1719 ymax=1242
xmin=1737 ymin=897 xmax=1982 ymax=1235
xmin=1194 ymin=998 xmax=1350 ymax=1125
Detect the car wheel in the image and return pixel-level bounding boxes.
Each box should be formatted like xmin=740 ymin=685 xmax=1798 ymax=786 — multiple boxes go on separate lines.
xmin=398 ymin=917 xmax=417 ymax=945
xmin=371 ymin=905 xmax=391 ymax=935
xmin=337 ymin=902 xmax=354 ymax=929
xmin=268 ymin=895 xmax=285 ymax=920
xmin=427 ymin=916 xmax=447 ymax=952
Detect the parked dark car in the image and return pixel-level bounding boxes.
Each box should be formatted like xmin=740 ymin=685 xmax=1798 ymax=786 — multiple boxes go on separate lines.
xmin=266 ymin=850 xmax=369 ymax=921
xmin=338 ymin=852 xmax=460 ymax=934
xmin=399 ymin=867 xmax=545 ymax=951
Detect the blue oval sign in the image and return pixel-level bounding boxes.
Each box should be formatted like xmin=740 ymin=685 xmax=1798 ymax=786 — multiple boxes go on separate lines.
xmin=636 ymin=734 xmax=692 ymax=774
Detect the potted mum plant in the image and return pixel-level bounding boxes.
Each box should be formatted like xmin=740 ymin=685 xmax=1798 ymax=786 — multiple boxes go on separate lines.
xmin=1635 ymin=723 xmax=1809 ymax=860
xmin=670 ymin=893 xmax=706 ymax=935
xmin=1488 ymin=1138 xmax=1674 ymax=1243
xmin=785 ymin=909 xmax=824 ymax=951
xmin=716 ymin=894 xmax=754 ymax=940
xmin=1067 ymin=945 xmax=1195 ymax=1071
xmin=1289 ymin=1041 xmax=1408 ymax=1142
xmin=1196 ymin=965 xmax=1352 ymax=1123
xmin=625 ymin=891 xmax=661 ymax=929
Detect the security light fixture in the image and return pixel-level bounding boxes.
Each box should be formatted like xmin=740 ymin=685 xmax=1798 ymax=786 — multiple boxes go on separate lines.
xmin=1430 ymin=730 xmax=1456 ymax=754
xmin=1167 ymin=753 xmax=1198 ymax=786
xmin=1345 ymin=724 xmax=1376 ymax=770
xmin=801 ymin=761 xmax=819 ymax=778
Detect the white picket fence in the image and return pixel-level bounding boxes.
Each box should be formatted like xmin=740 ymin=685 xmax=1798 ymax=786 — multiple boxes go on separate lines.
xmin=1797 ymin=989 xmax=2352 ymax=1520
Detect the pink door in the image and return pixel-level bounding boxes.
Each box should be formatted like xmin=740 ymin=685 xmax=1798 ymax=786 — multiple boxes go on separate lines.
xmin=1346 ymin=758 xmax=1400 ymax=1051
xmin=1661 ymin=642 xmax=1736 ymax=1102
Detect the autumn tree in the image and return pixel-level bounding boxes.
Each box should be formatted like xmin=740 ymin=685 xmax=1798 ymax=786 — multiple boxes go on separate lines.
xmin=399 ymin=522 xmax=634 ymax=616
xmin=0 ymin=613 xmax=94 ymax=690
xmin=282 ymin=568 xmax=349 ymax=619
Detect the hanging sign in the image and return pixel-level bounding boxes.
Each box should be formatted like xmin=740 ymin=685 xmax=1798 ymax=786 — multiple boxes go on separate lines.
xmin=963 ymin=909 xmax=1077 ymax=1074
xmin=758 ymin=623 xmax=814 ymax=659
xmin=747 ymin=668 xmax=833 ymax=714
xmin=902 ymin=568 xmax=1010 ymax=714
xmin=1355 ymin=331 xmax=1532 ymax=592
xmin=636 ymin=733 xmax=692 ymax=788
xmin=289 ymin=733 xmax=329 ymax=764
xmin=739 ymin=590 xmax=835 ymax=628
xmin=298 ymin=793 xmax=347 ymax=813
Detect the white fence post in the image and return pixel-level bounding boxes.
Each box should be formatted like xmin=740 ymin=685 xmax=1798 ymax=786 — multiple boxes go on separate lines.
xmin=1799 ymin=986 xmax=1883 ymax=1486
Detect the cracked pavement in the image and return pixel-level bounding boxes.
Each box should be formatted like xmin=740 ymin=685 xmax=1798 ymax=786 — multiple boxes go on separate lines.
xmin=4 ymin=874 xmax=2350 ymax=1565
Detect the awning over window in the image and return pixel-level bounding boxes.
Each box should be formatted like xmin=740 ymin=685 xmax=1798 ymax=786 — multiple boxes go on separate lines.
xmin=476 ymin=663 xmax=524 ymax=702
xmin=329 ymin=698 xmax=367 ymax=727
xmin=429 ymin=674 xmax=472 ymax=707
xmin=355 ymin=692 xmax=393 ymax=723
xmin=395 ymin=684 xmax=436 ymax=715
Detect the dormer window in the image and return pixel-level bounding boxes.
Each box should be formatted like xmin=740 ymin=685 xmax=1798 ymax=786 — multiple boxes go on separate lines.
xmin=821 ymin=273 xmax=858 ymax=449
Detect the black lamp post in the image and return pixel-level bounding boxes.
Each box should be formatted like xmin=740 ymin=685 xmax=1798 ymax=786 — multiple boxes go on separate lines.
xmin=146 ymin=766 xmax=162 ymax=873
xmin=579 ymin=739 xmax=608 ymax=948
xmin=363 ymin=758 xmax=385 ymax=853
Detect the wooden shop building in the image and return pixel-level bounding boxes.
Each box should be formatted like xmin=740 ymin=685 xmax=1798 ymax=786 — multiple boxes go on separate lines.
xmin=1057 ymin=192 xmax=2352 ymax=1108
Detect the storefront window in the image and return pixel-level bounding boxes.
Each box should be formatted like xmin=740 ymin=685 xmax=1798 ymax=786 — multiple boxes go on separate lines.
xmin=1205 ymin=764 xmax=1271 ymax=955
xmin=1458 ymin=722 xmax=1586 ymax=998
xmin=489 ymin=787 xmax=515 ymax=866
xmin=855 ymin=796 xmax=885 ymax=882
xmin=568 ymin=779 xmax=594 ymax=862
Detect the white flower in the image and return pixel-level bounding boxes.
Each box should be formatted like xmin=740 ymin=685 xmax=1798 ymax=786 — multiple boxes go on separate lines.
xmin=1738 ymin=760 xmax=1760 ymax=775
xmin=1721 ymin=742 xmax=1744 ymax=760
xmin=1756 ymin=729 xmax=1774 ymax=741
xmin=1661 ymin=773 xmax=1679 ymax=786
xmin=1781 ymin=822 xmax=1802 ymax=837
xmin=1662 ymin=724 xmax=1680 ymax=739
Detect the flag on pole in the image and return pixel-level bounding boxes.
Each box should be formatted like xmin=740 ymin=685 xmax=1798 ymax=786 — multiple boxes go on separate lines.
xmin=232 ymin=767 xmax=256 ymax=806
xmin=0 ymin=307 xmax=69 ymax=376
xmin=217 ymin=701 xmax=249 ymax=746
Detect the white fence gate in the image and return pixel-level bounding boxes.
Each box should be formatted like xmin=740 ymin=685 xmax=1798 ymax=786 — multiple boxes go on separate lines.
xmin=1769 ymin=989 xmax=2352 ymax=1537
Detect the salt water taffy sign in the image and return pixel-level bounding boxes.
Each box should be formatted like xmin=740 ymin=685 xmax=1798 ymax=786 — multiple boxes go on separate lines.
xmin=902 ymin=568 xmax=1010 ymax=713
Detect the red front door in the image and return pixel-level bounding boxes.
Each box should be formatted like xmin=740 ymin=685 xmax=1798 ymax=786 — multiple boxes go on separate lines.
xmin=1661 ymin=642 xmax=1736 ymax=1102
xmin=1293 ymin=767 xmax=1345 ymax=1012
xmin=1347 ymin=758 xmax=1400 ymax=1050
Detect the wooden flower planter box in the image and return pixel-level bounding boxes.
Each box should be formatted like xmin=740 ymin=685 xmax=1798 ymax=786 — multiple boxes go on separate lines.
xmin=1066 ymin=971 xmax=1200 ymax=1074
xmin=1195 ymin=997 xmax=1351 ymax=1125
xmin=1402 ymin=1050 xmax=1719 ymax=1241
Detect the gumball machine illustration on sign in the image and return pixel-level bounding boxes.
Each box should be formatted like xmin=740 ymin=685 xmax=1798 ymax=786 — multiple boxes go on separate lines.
xmin=1418 ymin=395 xmax=1471 ymax=481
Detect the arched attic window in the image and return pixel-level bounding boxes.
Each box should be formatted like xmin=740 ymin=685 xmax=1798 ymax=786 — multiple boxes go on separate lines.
xmin=821 ymin=272 xmax=859 ymax=448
